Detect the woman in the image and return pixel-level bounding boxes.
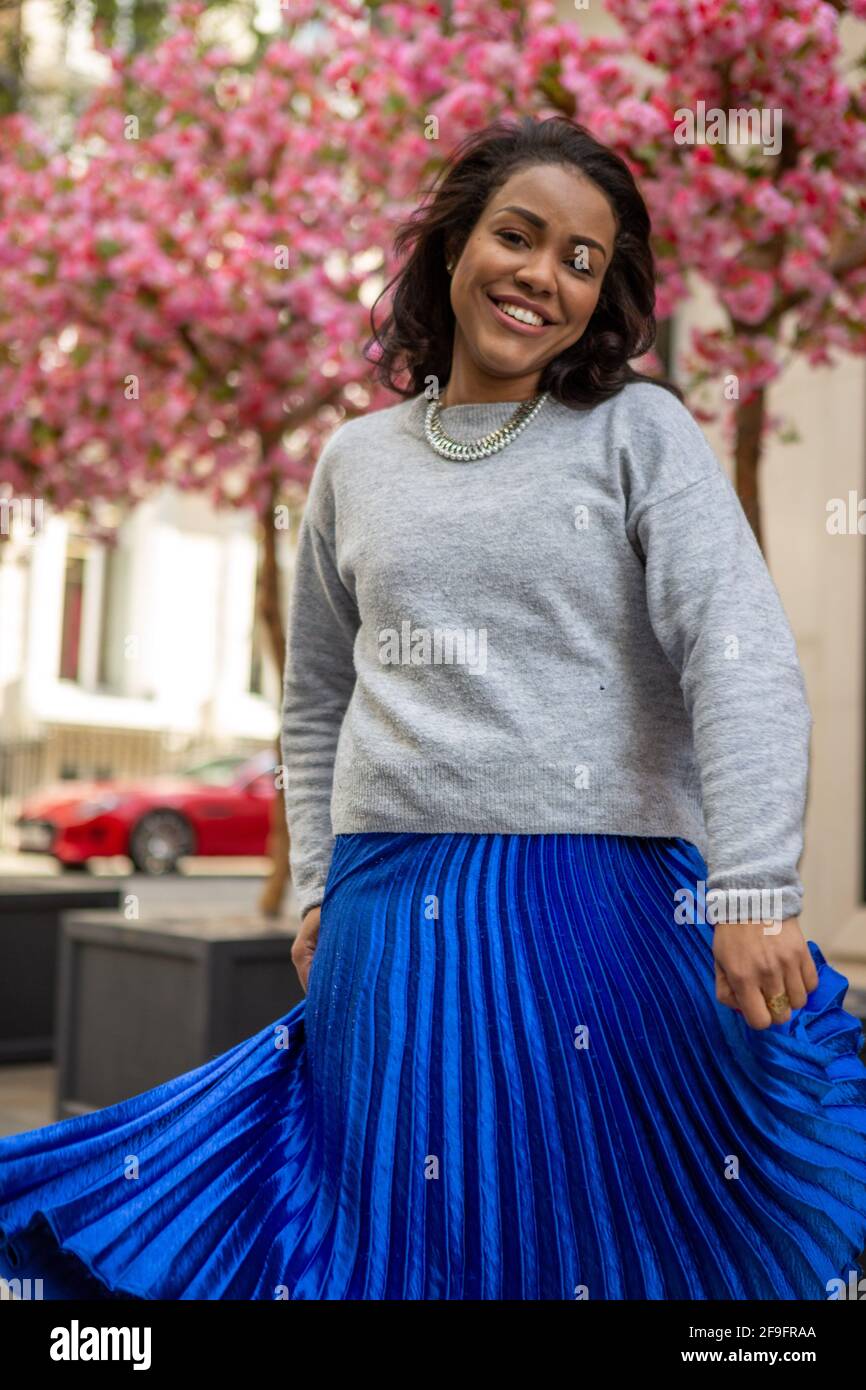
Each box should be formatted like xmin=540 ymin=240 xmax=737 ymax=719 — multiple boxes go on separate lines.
xmin=1 ymin=115 xmax=864 ymax=1301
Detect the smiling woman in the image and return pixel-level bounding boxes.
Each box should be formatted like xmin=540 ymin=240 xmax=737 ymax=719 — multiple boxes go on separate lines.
xmin=443 ymin=168 xmax=618 ymax=396
xmin=366 ymin=113 xmax=683 ymax=411
xmin=1 ymin=115 xmax=864 ymax=1304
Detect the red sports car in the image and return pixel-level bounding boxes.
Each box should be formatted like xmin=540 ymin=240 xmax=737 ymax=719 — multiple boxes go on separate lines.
xmin=14 ymin=752 xmax=278 ymax=875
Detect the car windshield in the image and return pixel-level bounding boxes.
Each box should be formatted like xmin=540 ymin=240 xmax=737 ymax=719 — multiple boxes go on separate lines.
xmin=179 ymin=758 xmax=250 ymax=786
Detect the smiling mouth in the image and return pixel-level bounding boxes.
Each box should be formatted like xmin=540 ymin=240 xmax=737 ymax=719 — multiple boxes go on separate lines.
xmin=486 ymin=293 xmax=554 ymax=331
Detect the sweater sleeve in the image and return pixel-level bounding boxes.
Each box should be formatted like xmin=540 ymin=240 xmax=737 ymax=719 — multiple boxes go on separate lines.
xmin=627 ymin=449 xmax=813 ymax=925
xmin=280 ymin=448 xmax=359 ymax=920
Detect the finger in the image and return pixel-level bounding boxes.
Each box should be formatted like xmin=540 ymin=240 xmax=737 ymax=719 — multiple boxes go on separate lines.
xmin=296 ymin=947 xmax=312 ymax=992
xmin=758 ymin=966 xmax=793 ymax=1026
xmin=800 ymin=945 xmax=819 ymax=996
xmin=304 ymin=943 xmax=320 ymax=994
xmin=782 ymin=959 xmax=808 ymax=1013
xmin=292 ymin=944 xmax=312 ymax=989
xmin=735 ymin=981 xmax=774 ymax=1031
xmin=715 ymin=967 xmax=740 ymax=1012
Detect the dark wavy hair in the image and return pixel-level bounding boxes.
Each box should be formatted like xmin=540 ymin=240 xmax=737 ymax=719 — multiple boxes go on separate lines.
xmin=365 ymin=114 xmax=682 ymax=409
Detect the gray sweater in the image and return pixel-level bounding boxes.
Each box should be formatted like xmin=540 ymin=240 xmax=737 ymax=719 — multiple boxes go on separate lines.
xmin=280 ymin=382 xmax=812 ymax=923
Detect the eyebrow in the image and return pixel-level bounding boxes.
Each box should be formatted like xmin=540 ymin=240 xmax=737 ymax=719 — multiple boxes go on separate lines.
xmin=495 ymin=205 xmax=609 ymax=262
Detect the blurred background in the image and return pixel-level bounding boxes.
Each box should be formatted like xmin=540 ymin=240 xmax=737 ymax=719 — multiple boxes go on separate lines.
xmin=1 ymin=0 xmax=866 ymax=1133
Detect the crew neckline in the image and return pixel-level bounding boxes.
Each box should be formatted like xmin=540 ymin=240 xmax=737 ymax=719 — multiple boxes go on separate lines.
xmin=438 ymin=398 xmax=530 ymax=409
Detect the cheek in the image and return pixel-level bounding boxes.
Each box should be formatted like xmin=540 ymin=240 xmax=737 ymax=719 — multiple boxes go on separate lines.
xmin=459 ymin=277 xmax=496 ymax=319
xmin=466 ymin=240 xmax=513 ymax=284
xmin=570 ymin=280 xmax=603 ymax=320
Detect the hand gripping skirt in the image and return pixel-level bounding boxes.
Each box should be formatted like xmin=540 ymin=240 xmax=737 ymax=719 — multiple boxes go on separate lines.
xmin=1 ymin=832 xmax=866 ymax=1301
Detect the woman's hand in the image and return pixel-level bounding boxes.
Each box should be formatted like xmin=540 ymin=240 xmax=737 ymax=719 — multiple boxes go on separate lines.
xmin=713 ymin=916 xmax=819 ymax=1030
xmin=292 ymin=905 xmax=321 ymax=994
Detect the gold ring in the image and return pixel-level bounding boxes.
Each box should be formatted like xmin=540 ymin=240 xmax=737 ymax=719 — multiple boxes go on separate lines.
xmin=764 ymin=992 xmax=791 ymax=1018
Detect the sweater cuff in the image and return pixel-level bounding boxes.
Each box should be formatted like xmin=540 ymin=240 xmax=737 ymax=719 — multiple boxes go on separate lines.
xmin=704 ymin=879 xmax=803 ymax=927
xmin=295 ymin=887 xmax=326 ymax=922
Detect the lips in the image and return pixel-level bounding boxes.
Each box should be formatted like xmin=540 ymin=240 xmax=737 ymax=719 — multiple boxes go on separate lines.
xmin=486 ymin=293 xmax=553 ymax=336
xmin=487 ymin=292 xmax=552 ymax=325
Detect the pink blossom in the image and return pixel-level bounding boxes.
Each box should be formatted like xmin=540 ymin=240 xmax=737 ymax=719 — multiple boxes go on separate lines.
xmin=0 ymin=0 xmax=864 ymax=520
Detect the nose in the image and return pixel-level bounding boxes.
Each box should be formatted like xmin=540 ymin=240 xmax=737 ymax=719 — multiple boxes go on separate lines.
xmin=513 ymin=249 xmax=557 ymax=298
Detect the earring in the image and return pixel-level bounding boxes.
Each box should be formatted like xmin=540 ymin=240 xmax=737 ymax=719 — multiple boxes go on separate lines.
xmin=446 ymin=260 xmax=454 ymax=274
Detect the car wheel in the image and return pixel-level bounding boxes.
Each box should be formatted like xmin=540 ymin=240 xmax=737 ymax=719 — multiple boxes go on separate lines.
xmin=129 ymin=810 xmax=194 ymax=876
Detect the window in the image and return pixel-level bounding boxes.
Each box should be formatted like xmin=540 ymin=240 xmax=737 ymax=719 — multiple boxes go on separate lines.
xmin=59 ymin=546 xmax=86 ymax=681
xmin=58 ymin=530 xmax=131 ymax=692
xmin=96 ymin=538 xmax=130 ymax=692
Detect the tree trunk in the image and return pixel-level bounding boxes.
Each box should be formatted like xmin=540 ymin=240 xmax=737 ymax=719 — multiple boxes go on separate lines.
xmin=253 ymin=393 xmax=348 ymax=918
xmin=0 ymin=0 xmax=24 ymax=117
xmin=733 ymin=386 xmax=765 ymax=554
xmin=257 ymin=484 xmax=291 ymax=919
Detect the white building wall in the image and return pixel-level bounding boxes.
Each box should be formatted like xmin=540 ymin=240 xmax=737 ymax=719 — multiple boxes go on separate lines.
xmin=0 ymin=487 xmax=289 ymax=749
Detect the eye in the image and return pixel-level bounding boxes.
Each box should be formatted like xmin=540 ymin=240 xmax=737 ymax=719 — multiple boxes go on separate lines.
xmin=497 ymin=230 xmax=527 ymax=248
xmin=497 ymin=229 xmax=594 ymax=276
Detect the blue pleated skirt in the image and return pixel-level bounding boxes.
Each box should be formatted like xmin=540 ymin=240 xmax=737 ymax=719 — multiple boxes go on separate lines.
xmin=1 ymin=831 xmax=866 ymax=1300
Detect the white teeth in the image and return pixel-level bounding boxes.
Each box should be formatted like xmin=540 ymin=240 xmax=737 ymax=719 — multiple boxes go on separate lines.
xmin=494 ymin=298 xmax=546 ymax=327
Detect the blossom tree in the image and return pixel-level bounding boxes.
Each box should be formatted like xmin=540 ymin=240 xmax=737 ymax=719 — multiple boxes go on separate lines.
xmin=1 ymin=0 xmax=865 ymax=909
xmin=602 ymin=0 xmax=866 ymax=542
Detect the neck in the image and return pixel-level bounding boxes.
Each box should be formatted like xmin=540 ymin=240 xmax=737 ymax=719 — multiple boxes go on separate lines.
xmin=440 ymin=357 xmax=543 ymax=409
xmin=439 ymin=386 xmax=540 ymax=409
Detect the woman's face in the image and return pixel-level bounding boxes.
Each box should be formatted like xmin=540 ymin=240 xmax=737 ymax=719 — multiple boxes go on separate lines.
xmin=446 ymin=162 xmax=618 ymax=399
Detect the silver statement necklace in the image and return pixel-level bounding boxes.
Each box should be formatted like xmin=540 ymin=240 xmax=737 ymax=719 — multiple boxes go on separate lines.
xmin=423 ymin=391 xmax=550 ymax=461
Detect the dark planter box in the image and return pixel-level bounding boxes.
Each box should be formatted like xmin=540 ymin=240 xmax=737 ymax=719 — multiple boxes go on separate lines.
xmin=55 ymin=911 xmax=303 ymax=1120
xmin=0 ymin=878 xmax=124 ymax=1063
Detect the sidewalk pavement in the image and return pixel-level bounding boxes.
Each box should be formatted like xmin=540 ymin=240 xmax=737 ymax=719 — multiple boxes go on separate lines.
xmin=0 ymin=1064 xmax=54 ymax=1138
xmin=0 ymin=850 xmax=272 ymax=876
